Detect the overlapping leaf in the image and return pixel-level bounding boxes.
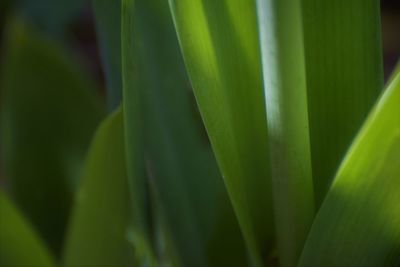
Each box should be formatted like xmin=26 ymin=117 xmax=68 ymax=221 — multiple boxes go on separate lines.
xmin=301 ymin=0 xmax=384 ymax=205
xmin=169 ymin=0 xmax=274 ymax=265
xmin=0 ymin=190 xmax=55 ymax=267
xmin=122 ymin=0 xmax=248 ymax=266
xmin=63 ymin=107 xmax=133 ymax=266
xmin=0 ymin=19 xmax=104 ymax=255
xmin=299 ymin=72 xmax=400 ymax=267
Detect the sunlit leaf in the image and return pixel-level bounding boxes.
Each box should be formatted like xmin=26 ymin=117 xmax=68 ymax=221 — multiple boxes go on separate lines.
xmin=256 ymin=1 xmax=315 ymax=266
xmin=62 ymin=107 xmax=133 ymax=266
xmin=299 ymin=72 xmax=400 ymax=267
xmin=0 ymin=190 xmax=55 ymax=267
xmin=169 ymin=1 xmax=274 ymax=265
xmin=0 ymin=19 xmax=104 ymax=255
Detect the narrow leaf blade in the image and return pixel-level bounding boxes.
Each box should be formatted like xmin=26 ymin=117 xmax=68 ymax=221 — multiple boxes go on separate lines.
xmin=122 ymin=0 xmax=248 ymax=265
xmin=299 ymin=73 xmax=400 ymax=267
xmin=169 ymin=1 xmax=274 ymax=265
xmin=302 ymin=0 xmax=384 ymax=205
xmin=256 ymin=1 xmax=315 ymax=265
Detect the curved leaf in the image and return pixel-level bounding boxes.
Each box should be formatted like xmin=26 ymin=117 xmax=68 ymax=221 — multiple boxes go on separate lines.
xmin=63 ymin=107 xmax=133 ymax=266
xmin=122 ymin=0 xmax=248 ymax=265
xmin=0 ymin=191 xmax=55 ymax=267
xmin=0 ymin=19 xmax=104 ymax=255
xmin=168 ymin=0 xmax=274 ymax=265
xmin=299 ymin=72 xmax=400 ymax=266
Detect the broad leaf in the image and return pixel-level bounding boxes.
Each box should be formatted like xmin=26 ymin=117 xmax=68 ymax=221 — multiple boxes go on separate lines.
xmin=299 ymin=72 xmax=400 ymax=267
xmin=169 ymin=1 xmax=274 ymax=265
xmin=0 ymin=190 xmax=55 ymax=267
xmin=122 ymin=0 xmax=248 ymax=266
xmin=0 ymin=19 xmax=104 ymax=255
xmin=301 ymin=0 xmax=384 ymax=205
xmin=62 ymin=107 xmax=133 ymax=266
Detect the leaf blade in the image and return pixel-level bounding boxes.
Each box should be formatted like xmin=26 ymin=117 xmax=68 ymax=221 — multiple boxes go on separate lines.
xmin=63 ymin=107 xmax=133 ymax=266
xmin=169 ymin=1 xmax=274 ymax=265
xmin=0 ymin=18 xmax=104 ymax=255
xmin=256 ymin=0 xmax=315 ymax=265
xmin=299 ymin=72 xmax=400 ymax=267
xmin=0 ymin=191 xmax=55 ymax=267
xmin=121 ymin=0 xmax=248 ymax=265
xmin=301 ymin=0 xmax=384 ymax=205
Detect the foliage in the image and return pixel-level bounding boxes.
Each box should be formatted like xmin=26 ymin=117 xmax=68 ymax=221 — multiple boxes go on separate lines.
xmin=0 ymin=0 xmax=399 ymax=267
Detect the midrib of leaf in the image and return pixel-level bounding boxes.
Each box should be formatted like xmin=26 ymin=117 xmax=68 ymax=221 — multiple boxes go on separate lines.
xmin=301 ymin=0 xmax=384 ymax=206
xmin=256 ymin=0 xmax=315 ymax=266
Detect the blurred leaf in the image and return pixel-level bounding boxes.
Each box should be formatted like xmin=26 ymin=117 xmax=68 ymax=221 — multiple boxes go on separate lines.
xmin=122 ymin=0 xmax=248 ymax=266
xmin=302 ymin=0 xmax=384 ymax=205
xmin=92 ymin=0 xmax=122 ymax=110
xmin=256 ymin=0 xmax=315 ymax=266
xmin=169 ymin=0 xmax=274 ymax=265
xmin=63 ymin=107 xmax=133 ymax=267
xmin=0 ymin=190 xmax=55 ymax=267
xmin=0 ymin=19 xmax=104 ymax=255
xmin=121 ymin=0 xmax=155 ymax=263
xmin=13 ymin=0 xmax=85 ymax=35
xmin=299 ymin=73 xmax=400 ymax=266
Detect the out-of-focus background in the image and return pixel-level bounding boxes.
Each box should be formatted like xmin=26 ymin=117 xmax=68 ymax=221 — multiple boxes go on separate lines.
xmin=0 ymin=0 xmax=399 ymax=93
xmin=381 ymin=0 xmax=400 ymax=79
xmin=0 ymin=0 xmax=399 ymax=187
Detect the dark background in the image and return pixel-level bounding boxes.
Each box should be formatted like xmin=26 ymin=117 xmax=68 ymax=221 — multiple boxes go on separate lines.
xmin=0 ymin=0 xmax=399 ymax=90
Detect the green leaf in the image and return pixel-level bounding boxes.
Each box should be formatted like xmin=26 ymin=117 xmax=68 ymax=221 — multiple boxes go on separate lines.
xmin=121 ymin=0 xmax=155 ymax=263
xmin=0 ymin=19 xmax=104 ymax=255
xmin=168 ymin=1 xmax=274 ymax=265
xmin=299 ymin=73 xmax=400 ymax=267
xmin=301 ymin=0 xmax=384 ymax=205
xmin=122 ymin=0 xmax=248 ymax=266
xmin=256 ymin=1 xmax=315 ymax=266
xmin=0 ymin=190 xmax=55 ymax=267
xmin=92 ymin=0 xmax=122 ymax=110
xmin=63 ymin=107 xmax=133 ymax=267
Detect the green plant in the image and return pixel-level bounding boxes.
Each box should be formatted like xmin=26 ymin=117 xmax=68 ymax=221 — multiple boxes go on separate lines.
xmin=0 ymin=0 xmax=399 ymax=267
